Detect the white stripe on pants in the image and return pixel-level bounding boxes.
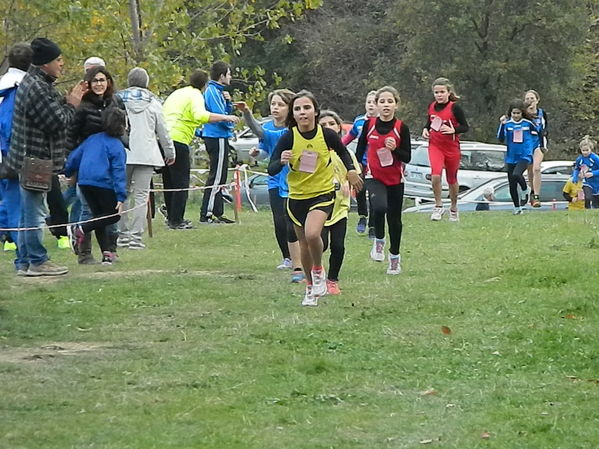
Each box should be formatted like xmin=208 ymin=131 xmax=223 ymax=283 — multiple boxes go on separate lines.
xmin=206 ymin=138 xmax=226 ymax=217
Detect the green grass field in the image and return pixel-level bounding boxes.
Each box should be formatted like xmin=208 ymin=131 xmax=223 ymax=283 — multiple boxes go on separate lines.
xmin=1 ymin=209 xmax=599 ymax=449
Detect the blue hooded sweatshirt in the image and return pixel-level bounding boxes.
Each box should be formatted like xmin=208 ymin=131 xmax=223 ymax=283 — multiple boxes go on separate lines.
xmin=65 ymin=132 xmax=127 ymax=202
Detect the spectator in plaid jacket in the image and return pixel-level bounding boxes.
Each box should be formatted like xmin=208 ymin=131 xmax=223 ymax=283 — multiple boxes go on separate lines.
xmin=5 ymin=37 xmax=86 ymax=277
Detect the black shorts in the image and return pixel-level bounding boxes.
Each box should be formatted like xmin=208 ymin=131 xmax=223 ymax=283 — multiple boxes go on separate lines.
xmin=287 ymin=192 xmax=335 ymax=227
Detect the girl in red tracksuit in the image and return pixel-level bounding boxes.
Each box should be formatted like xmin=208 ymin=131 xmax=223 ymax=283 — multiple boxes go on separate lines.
xmin=422 ymin=77 xmax=469 ymax=222
xmin=355 ymin=86 xmax=411 ymax=275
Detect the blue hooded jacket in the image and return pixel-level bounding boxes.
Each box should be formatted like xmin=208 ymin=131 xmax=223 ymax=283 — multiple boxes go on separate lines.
xmin=65 ymin=132 xmax=127 ymax=202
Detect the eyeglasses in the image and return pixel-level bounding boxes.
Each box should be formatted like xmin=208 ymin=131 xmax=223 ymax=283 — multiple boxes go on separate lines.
xmin=91 ymin=78 xmax=108 ymax=84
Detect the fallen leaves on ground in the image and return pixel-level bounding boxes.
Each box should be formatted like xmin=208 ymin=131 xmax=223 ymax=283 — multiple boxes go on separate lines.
xmin=420 ymin=388 xmax=438 ymax=396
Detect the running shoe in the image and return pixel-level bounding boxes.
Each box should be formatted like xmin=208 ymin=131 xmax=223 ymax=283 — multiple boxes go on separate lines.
xmin=430 ymin=207 xmax=445 ymax=221
xmin=277 ymin=258 xmax=292 ymax=270
xmin=311 ymin=268 xmax=327 ymax=297
xmin=57 ymin=236 xmax=70 ymax=250
xmin=520 ymin=187 xmax=529 ymax=207
xmin=387 ymin=254 xmax=401 ymax=275
xmin=169 ymin=221 xmax=194 ymax=230
xmin=513 ymin=207 xmax=523 ymax=215
xmin=302 ymin=285 xmax=318 ymax=306
xmin=291 ymin=270 xmax=305 ymax=283
xmin=367 ymin=227 xmax=375 ymax=240
xmin=3 ymin=241 xmax=16 ymax=252
xmin=101 ymin=251 xmax=113 ymax=266
xmin=356 ymin=216 xmax=367 ymax=234
xmin=215 ymin=215 xmax=235 ymax=224
xmin=448 ymin=209 xmax=460 ymax=222
xmin=370 ymin=238 xmax=385 ymax=262
xmin=158 ymin=204 xmax=168 ymax=219
xmin=326 ymin=280 xmax=341 ymax=295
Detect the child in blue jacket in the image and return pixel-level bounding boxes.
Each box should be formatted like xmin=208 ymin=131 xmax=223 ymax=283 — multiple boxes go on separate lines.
xmin=572 ymin=135 xmax=599 ymax=209
xmin=65 ymin=108 xmax=127 ymax=265
xmin=497 ymin=99 xmax=538 ymax=214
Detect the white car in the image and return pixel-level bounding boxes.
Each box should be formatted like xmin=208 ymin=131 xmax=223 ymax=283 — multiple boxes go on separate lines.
xmin=404 ymin=140 xmax=573 ymax=199
xmin=404 ymin=173 xmax=570 ymax=213
xmin=404 ymin=141 xmax=506 ymax=199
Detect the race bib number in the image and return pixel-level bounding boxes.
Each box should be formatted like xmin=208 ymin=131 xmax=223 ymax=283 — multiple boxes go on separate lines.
xmin=581 ymin=164 xmax=588 ymax=174
xmin=299 ymin=150 xmax=318 ymax=173
xmin=513 ymin=129 xmax=523 ymax=143
xmin=430 ymin=116 xmax=443 ymax=132
xmin=376 ymin=148 xmax=394 ymax=167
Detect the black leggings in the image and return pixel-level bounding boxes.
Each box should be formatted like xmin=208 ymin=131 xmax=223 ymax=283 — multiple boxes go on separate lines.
xmin=79 ymin=185 xmax=121 ymax=252
xmin=507 ymin=161 xmax=528 ymax=208
xmin=321 ymin=217 xmax=347 ymax=281
xmin=355 ymin=169 xmax=372 ymax=225
xmin=366 ymin=179 xmax=404 ymax=255
xmin=268 ymin=188 xmax=297 ymax=259
xmin=583 ymin=186 xmax=599 ymax=209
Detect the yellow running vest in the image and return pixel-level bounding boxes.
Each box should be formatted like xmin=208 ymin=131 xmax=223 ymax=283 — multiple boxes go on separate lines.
xmin=288 ymin=126 xmax=335 ymax=200
xmin=326 ymin=151 xmax=361 ymax=226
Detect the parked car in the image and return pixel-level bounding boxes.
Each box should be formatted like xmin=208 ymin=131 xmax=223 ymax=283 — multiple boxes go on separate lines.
xmin=404 ymin=141 xmax=507 ymax=198
xmin=404 ymin=173 xmax=570 ymax=213
xmin=229 ymin=117 xmax=272 ymax=165
xmin=404 ymin=140 xmax=573 ymax=199
xmin=241 ymin=173 xmax=270 ymax=208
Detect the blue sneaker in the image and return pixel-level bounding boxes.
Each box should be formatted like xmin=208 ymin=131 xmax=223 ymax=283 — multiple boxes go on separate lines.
xmin=356 ymin=216 xmax=367 ymax=234
xmin=291 ymin=270 xmax=305 ymax=283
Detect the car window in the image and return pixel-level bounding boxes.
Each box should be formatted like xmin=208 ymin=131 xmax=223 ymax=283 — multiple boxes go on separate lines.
xmin=251 ymin=175 xmax=268 ymax=186
xmin=492 ymin=183 xmax=512 ymax=202
xmin=410 ymin=146 xmax=430 ymax=167
xmin=460 ymin=150 xmax=505 ymax=172
xmin=239 ymin=128 xmax=258 ymax=139
xmin=539 ymin=180 xmax=566 ymax=202
xmin=543 ymin=165 xmax=573 ymax=175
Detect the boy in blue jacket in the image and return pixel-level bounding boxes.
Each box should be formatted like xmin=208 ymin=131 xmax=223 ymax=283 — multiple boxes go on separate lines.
xmin=199 ymin=61 xmax=236 ymax=224
xmin=65 ymin=108 xmax=127 ymax=265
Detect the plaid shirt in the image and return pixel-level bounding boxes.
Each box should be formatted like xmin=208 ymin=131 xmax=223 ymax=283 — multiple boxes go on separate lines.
xmin=6 ymin=65 xmax=75 ymax=174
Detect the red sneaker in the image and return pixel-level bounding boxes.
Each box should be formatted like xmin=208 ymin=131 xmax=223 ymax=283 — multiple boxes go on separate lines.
xmin=326 ymin=280 xmax=341 ymax=295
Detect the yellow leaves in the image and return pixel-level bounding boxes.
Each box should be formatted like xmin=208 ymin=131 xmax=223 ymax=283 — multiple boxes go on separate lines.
xmin=91 ymin=13 xmax=105 ymax=27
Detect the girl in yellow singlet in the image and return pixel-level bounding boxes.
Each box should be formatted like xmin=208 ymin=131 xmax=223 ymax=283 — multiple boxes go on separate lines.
xmin=268 ymin=91 xmax=363 ymax=306
xmin=318 ymin=110 xmax=361 ymax=296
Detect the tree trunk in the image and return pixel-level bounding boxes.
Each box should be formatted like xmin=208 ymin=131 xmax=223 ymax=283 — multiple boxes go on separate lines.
xmin=128 ymin=0 xmax=144 ymax=63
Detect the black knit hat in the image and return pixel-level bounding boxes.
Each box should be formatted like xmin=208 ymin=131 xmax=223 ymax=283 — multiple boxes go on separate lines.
xmin=31 ymin=38 xmax=62 ymax=65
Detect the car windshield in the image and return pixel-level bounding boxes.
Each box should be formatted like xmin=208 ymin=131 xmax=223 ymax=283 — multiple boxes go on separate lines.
xmin=410 ymin=145 xmax=429 ymax=166
xmin=460 ymin=150 xmax=505 ymax=172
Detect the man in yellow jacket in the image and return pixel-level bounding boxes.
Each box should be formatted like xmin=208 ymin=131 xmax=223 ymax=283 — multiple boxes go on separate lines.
xmin=162 ymin=70 xmax=239 ymax=229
